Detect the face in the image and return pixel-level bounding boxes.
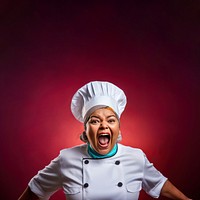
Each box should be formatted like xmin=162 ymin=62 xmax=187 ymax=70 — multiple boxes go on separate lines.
xmin=85 ymin=108 xmax=120 ymax=155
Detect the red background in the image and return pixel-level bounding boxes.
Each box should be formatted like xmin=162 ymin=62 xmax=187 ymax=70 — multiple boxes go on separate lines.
xmin=0 ymin=1 xmax=199 ymax=199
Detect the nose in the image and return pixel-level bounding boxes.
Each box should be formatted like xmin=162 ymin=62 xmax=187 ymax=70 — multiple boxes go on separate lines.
xmin=99 ymin=121 xmax=108 ymax=129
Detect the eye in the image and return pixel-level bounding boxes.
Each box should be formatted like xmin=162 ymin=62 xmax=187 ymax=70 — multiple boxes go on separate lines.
xmin=89 ymin=119 xmax=100 ymax=124
xmin=108 ymin=118 xmax=116 ymax=123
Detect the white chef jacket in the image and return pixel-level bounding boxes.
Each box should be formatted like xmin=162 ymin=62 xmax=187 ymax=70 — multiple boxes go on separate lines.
xmin=28 ymin=143 xmax=167 ymax=200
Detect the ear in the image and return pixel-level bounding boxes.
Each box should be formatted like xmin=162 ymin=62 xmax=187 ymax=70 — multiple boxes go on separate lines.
xmin=117 ymin=130 xmax=122 ymax=142
xmin=80 ymin=131 xmax=88 ymax=143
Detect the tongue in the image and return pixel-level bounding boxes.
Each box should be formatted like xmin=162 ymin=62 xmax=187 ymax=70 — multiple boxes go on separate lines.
xmin=99 ymin=136 xmax=109 ymax=145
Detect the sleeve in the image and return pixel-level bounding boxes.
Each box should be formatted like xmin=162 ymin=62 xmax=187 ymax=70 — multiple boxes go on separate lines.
xmin=142 ymin=153 xmax=168 ymax=198
xmin=28 ymin=154 xmax=63 ymax=200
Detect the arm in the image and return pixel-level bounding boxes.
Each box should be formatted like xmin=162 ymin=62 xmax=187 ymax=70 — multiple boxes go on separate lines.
xmin=18 ymin=186 xmax=39 ymax=200
xmin=161 ymin=180 xmax=192 ymax=200
xmin=18 ymin=155 xmax=62 ymax=200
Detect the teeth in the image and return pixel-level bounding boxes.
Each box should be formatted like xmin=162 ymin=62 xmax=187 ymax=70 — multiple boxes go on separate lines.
xmin=98 ymin=134 xmax=110 ymax=137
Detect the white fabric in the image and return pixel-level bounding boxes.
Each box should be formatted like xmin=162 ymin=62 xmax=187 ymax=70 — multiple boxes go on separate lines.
xmin=29 ymin=144 xmax=167 ymax=200
xmin=71 ymin=81 xmax=127 ymax=122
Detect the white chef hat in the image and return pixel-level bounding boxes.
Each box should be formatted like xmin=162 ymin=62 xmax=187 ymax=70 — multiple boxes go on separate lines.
xmin=71 ymin=81 xmax=127 ymax=123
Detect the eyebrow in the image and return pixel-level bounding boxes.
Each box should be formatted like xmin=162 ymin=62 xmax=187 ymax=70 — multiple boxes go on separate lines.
xmin=89 ymin=115 xmax=117 ymax=120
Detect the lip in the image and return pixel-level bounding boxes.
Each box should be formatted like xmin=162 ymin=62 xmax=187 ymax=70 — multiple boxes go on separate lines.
xmin=98 ymin=132 xmax=111 ymax=136
xmin=98 ymin=132 xmax=110 ymax=136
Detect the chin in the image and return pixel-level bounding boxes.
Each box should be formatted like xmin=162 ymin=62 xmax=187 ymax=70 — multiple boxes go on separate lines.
xmin=98 ymin=148 xmax=111 ymax=155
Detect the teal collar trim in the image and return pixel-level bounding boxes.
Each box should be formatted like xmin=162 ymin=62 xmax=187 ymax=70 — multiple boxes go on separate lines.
xmin=88 ymin=144 xmax=118 ymax=159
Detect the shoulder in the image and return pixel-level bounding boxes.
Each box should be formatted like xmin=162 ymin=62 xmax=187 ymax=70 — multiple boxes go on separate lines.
xmin=117 ymin=143 xmax=146 ymax=164
xmin=118 ymin=143 xmax=144 ymax=156
xmin=60 ymin=144 xmax=88 ymax=159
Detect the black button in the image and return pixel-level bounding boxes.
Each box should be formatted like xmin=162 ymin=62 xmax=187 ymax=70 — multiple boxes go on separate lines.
xmin=117 ymin=182 xmax=123 ymax=187
xmin=84 ymin=183 xmax=89 ymax=188
xmin=115 ymin=160 xmax=120 ymax=165
xmin=84 ymin=160 xmax=89 ymax=164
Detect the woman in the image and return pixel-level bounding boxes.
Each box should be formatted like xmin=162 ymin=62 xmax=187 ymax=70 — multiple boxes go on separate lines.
xmin=18 ymin=81 xmax=192 ymax=200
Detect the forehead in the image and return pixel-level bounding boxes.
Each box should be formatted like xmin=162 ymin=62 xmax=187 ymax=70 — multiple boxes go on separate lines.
xmin=90 ymin=108 xmax=116 ymax=117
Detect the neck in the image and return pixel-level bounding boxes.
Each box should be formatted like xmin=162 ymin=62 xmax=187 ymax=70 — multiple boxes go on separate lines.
xmin=88 ymin=144 xmax=118 ymax=159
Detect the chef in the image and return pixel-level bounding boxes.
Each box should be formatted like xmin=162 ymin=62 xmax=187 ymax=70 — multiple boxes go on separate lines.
xmin=18 ymin=81 xmax=192 ymax=200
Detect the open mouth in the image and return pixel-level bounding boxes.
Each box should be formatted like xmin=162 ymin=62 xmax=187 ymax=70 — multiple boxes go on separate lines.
xmin=98 ymin=133 xmax=110 ymax=147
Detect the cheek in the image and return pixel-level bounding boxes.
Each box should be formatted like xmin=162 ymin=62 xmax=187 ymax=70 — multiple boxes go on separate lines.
xmin=112 ymin=126 xmax=120 ymax=137
xmin=113 ymin=132 xmax=119 ymax=139
xmin=86 ymin=126 xmax=96 ymax=140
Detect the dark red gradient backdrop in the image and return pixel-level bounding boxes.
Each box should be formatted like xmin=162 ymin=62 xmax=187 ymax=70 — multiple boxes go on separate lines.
xmin=1 ymin=1 xmax=199 ymax=199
